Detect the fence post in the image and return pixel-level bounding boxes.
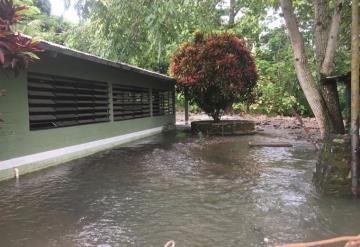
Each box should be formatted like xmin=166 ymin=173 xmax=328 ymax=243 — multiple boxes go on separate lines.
xmin=184 ymin=90 xmax=189 ymax=125
xmin=108 ymin=82 xmax=114 ymax=122
xmin=351 ymin=0 xmax=359 ymax=196
xmin=149 ymin=88 xmax=153 ymax=117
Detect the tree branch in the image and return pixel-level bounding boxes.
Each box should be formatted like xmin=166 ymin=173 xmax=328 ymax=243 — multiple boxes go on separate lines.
xmin=280 ymin=0 xmax=334 ymax=137
xmin=228 ymin=0 xmax=236 ymax=28
xmin=314 ymin=0 xmax=330 ymax=70
xmin=320 ymin=0 xmax=344 ymax=75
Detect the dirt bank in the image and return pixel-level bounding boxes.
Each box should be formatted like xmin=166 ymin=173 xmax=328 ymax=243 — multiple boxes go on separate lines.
xmin=176 ymin=112 xmax=320 ymax=144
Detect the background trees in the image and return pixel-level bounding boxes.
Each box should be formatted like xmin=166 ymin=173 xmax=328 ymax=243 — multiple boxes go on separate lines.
xmin=14 ymin=0 xmax=72 ymax=44
xmin=280 ymin=0 xmax=350 ymax=137
xmin=66 ymin=0 xmax=310 ymax=116
xmin=0 ymin=0 xmax=43 ymax=72
xmin=66 ymin=0 xmax=222 ymax=72
xmin=11 ymin=0 xmax=352 ymax=135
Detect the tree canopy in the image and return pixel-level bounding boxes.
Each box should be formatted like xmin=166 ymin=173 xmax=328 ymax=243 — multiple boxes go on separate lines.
xmin=169 ymin=32 xmax=257 ymax=121
xmin=11 ymin=0 xmax=353 ymax=121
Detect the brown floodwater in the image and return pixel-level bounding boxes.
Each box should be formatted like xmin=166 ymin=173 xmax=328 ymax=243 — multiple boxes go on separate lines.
xmin=0 ymin=129 xmax=359 ymax=247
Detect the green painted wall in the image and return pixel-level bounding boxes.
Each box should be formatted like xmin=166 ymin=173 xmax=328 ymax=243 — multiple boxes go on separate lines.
xmin=0 ymin=52 xmax=175 ymax=161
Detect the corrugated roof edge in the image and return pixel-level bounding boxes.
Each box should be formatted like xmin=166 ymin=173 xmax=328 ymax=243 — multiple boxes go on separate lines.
xmin=36 ymin=39 xmax=175 ymax=82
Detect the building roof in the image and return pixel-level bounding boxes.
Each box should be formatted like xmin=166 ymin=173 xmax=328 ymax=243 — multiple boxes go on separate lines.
xmin=38 ymin=39 xmax=175 ymax=82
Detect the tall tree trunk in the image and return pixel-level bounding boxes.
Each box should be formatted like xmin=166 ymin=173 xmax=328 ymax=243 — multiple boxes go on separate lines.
xmin=321 ymin=0 xmax=343 ymax=75
xmin=314 ymin=0 xmax=330 ymax=69
xmin=157 ymin=40 xmax=162 ymax=72
xmin=320 ymin=80 xmax=344 ymax=133
xmin=228 ymin=0 xmax=236 ymax=28
xmin=314 ymin=0 xmax=345 ymax=134
xmin=280 ymin=0 xmax=334 ymax=138
xmin=350 ymin=0 xmax=359 ymax=195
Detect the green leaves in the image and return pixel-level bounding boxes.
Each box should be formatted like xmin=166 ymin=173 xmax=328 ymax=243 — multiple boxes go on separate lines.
xmin=0 ymin=0 xmax=43 ymax=72
xmin=251 ymin=26 xmax=312 ymax=116
xmin=20 ymin=51 xmax=40 ymax=60
xmin=68 ymin=0 xmax=222 ymax=71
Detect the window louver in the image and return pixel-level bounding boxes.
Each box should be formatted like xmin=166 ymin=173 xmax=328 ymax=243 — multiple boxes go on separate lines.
xmin=152 ymin=89 xmax=174 ymax=116
xmin=112 ymin=85 xmax=150 ymax=121
xmin=28 ymin=73 xmax=110 ymax=130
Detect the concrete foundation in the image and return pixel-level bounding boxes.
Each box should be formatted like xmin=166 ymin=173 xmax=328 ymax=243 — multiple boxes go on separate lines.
xmin=313 ymin=135 xmax=354 ymax=195
xmin=191 ymin=120 xmax=256 ymax=136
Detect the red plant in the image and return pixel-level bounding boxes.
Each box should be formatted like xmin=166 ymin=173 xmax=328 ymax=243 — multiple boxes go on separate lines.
xmin=169 ymin=32 xmax=258 ymax=121
xmin=0 ymin=0 xmax=43 ymax=72
xmin=0 ymin=0 xmax=28 ymax=30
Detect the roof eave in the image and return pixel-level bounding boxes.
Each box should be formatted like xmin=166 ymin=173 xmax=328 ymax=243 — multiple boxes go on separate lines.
xmin=37 ymin=40 xmax=175 ymax=83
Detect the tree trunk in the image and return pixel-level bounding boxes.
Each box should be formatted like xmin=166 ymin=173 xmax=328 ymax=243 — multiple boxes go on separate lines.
xmin=350 ymin=0 xmax=359 ymax=195
xmin=280 ymin=0 xmax=334 ymax=138
xmin=321 ymin=0 xmax=343 ymax=75
xmin=314 ymin=0 xmax=330 ymax=70
xmin=157 ymin=40 xmax=162 ymax=71
xmin=228 ymin=0 xmax=236 ymax=28
xmin=211 ymin=109 xmax=222 ymax=122
xmin=320 ymin=80 xmax=345 ymax=133
xmin=314 ymin=0 xmax=345 ymax=134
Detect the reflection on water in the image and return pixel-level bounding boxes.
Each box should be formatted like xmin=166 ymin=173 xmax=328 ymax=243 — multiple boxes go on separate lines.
xmin=0 ymin=130 xmax=360 ymax=247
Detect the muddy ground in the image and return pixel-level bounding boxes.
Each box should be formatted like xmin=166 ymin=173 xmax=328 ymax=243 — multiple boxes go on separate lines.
xmin=176 ymin=111 xmax=321 ymax=144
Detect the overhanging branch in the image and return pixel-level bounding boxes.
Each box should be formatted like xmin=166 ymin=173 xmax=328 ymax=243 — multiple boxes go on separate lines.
xmin=321 ymin=0 xmax=344 ymax=76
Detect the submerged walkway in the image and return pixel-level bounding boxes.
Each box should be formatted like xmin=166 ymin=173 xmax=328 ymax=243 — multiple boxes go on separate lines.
xmin=0 ymin=129 xmax=359 ymax=246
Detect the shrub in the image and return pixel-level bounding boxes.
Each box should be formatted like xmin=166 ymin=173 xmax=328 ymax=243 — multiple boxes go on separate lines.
xmin=0 ymin=0 xmax=43 ymax=73
xmin=169 ymin=32 xmax=257 ymax=121
xmin=249 ymin=75 xmax=310 ymax=116
xmin=0 ymin=0 xmax=43 ymax=127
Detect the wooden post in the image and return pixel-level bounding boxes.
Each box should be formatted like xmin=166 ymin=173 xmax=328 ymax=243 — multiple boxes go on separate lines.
xmin=149 ymin=88 xmax=153 ymax=117
xmin=345 ymin=81 xmax=351 ymax=130
xmin=108 ymin=82 xmax=114 ymax=122
xmin=351 ymin=0 xmax=359 ymax=196
xmin=184 ymin=90 xmax=189 ymax=125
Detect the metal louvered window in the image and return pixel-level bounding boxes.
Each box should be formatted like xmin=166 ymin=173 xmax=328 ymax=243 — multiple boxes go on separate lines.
xmin=152 ymin=89 xmax=174 ymax=116
xmin=28 ymin=73 xmax=110 ymax=130
xmin=112 ymin=85 xmax=150 ymax=121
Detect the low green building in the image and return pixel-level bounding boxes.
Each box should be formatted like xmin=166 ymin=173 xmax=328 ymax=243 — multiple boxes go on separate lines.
xmin=0 ymin=41 xmax=175 ymax=181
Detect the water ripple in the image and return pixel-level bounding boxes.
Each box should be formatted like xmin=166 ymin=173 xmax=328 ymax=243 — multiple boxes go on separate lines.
xmin=0 ymin=131 xmax=359 ymax=246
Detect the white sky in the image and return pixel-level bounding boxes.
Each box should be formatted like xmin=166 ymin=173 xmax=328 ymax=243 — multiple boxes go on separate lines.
xmin=50 ymin=0 xmax=79 ymax=22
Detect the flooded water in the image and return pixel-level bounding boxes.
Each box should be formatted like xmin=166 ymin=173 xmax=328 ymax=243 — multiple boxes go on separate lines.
xmin=0 ymin=129 xmax=360 ymax=247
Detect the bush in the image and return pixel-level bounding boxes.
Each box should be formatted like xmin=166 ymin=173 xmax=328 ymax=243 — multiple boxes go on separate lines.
xmin=0 ymin=0 xmax=43 ymax=126
xmin=169 ymin=32 xmax=257 ymax=121
xmin=0 ymin=0 xmax=43 ymax=73
xmin=249 ymin=76 xmax=310 ymax=116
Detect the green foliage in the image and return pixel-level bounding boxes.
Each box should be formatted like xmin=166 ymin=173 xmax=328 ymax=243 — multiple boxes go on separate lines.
xmin=0 ymin=0 xmax=43 ymax=72
xmin=13 ymin=0 xmax=351 ymax=118
xmin=22 ymin=15 xmax=72 ymax=44
xmin=250 ymin=76 xmax=308 ymax=115
xmin=68 ymin=0 xmax=221 ymax=71
xmin=13 ymin=0 xmax=73 ymax=44
xmin=33 ymin=0 xmax=50 ymax=15
xmin=170 ymin=32 xmax=257 ymax=121
xmin=249 ymin=26 xmax=312 ymax=116
xmin=175 ymin=93 xmax=185 ymax=110
xmin=175 ymin=93 xmax=201 ymax=113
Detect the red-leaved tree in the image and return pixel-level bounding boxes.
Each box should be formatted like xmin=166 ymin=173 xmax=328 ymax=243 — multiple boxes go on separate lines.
xmin=0 ymin=0 xmax=43 ymax=73
xmin=169 ymin=32 xmax=257 ymax=122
